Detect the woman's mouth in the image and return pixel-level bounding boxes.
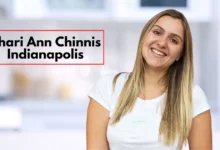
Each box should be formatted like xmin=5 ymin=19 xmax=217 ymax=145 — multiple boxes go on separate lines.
xmin=151 ymin=48 xmax=167 ymax=57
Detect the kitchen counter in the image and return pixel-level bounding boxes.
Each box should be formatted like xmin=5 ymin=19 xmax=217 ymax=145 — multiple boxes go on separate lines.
xmin=0 ymin=99 xmax=89 ymax=131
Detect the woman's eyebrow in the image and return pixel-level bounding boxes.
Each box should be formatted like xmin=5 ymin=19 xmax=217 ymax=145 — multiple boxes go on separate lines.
xmin=153 ymin=25 xmax=183 ymax=42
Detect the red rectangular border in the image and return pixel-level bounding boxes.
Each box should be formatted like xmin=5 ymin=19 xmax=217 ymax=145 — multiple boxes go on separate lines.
xmin=0 ymin=30 xmax=105 ymax=65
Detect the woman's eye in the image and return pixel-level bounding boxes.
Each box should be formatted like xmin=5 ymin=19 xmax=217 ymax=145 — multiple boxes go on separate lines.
xmin=153 ymin=31 xmax=161 ymax=35
xmin=171 ymin=39 xmax=178 ymax=44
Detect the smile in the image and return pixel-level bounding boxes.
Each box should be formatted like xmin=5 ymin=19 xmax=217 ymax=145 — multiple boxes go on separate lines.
xmin=151 ymin=48 xmax=166 ymax=57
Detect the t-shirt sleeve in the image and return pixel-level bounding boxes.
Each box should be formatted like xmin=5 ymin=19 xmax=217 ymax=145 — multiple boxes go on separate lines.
xmin=88 ymin=74 xmax=115 ymax=111
xmin=192 ymin=85 xmax=210 ymax=118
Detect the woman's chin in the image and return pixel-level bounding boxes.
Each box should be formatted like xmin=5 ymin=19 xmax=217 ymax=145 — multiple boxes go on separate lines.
xmin=146 ymin=62 xmax=166 ymax=71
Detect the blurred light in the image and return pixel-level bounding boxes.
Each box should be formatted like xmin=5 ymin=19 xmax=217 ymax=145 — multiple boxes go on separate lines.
xmin=0 ymin=106 xmax=22 ymax=130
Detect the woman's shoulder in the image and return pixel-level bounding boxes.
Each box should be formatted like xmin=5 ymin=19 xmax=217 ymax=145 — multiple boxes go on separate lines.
xmin=88 ymin=72 xmax=130 ymax=110
xmin=192 ymin=84 xmax=208 ymax=101
xmin=98 ymin=72 xmax=130 ymax=86
xmin=192 ymin=84 xmax=210 ymax=118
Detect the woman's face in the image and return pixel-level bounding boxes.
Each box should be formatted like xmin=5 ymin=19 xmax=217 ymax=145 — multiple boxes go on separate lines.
xmin=142 ymin=16 xmax=184 ymax=71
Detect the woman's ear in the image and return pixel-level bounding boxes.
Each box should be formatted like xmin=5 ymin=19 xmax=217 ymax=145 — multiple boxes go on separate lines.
xmin=176 ymin=56 xmax=181 ymax=61
xmin=176 ymin=56 xmax=180 ymax=61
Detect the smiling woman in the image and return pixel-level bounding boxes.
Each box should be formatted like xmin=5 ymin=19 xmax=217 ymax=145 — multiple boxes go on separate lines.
xmin=142 ymin=16 xmax=184 ymax=70
xmin=87 ymin=9 xmax=212 ymax=150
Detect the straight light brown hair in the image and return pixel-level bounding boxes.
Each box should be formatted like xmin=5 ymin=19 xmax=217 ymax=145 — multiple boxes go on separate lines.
xmin=110 ymin=9 xmax=193 ymax=149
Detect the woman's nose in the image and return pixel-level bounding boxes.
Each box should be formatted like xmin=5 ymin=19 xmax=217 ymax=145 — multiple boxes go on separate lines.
xmin=157 ymin=37 xmax=167 ymax=49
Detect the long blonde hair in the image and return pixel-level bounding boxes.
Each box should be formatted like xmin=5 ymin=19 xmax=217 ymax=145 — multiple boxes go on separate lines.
xmin=110 ymin=9 xmax=193 ymax=149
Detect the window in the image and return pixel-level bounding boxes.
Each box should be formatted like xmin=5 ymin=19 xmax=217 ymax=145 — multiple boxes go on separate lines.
xmin=140 ymin=0 xmax=187 ymax=7
xmin=47 ymin=0 xmax=105 ymax=10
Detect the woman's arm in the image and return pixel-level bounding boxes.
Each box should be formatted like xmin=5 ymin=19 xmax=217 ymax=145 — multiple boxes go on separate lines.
xmin=188 ymin=110 xmax=212 ymax=150
xmin=86 ymin=98 xmax=110 ymax=150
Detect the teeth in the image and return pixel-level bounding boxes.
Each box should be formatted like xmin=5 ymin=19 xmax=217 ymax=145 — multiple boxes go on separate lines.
xmin=152 ymin=48 xmax=165 ymax=56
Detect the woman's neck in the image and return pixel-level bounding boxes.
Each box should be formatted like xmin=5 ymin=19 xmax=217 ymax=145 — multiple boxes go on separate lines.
xmin=139 ymin=68 xmax=167 ymax=100
xmin=144 ymin=67 xmax=167 ymax=87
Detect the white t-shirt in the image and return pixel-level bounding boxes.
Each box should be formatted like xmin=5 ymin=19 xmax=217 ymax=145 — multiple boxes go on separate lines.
xmin=88 ymin=73 xmax=210 ymax=150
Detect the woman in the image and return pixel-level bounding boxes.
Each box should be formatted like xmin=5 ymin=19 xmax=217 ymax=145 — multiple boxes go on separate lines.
xmin=86 ymin=9 xmax=212 ymax=150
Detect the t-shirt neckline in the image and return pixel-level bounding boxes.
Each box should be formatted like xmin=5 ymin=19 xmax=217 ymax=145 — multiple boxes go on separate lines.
xmin=137 ymin=92 xmax=166 ymax=102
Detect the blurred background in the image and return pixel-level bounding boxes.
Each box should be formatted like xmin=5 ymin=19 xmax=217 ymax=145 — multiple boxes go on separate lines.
xmin=0 ymin=0 xmax=219 ymax=149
